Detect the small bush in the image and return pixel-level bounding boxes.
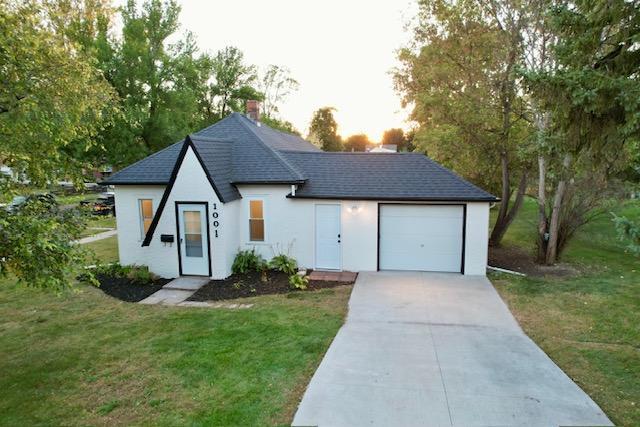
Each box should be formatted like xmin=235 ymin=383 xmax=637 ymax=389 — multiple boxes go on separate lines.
xmin=232 ymin=249 xmax=265 ymax=274
xmin=84 ymin=263 xmax=157 ymax=285
xmin=612 ymin=213 xmax=640 ymax=255
xmin=288 ymin=273 xmax=308 ymax=290
xmin=269 ymin=254 xmax=298 ymax=275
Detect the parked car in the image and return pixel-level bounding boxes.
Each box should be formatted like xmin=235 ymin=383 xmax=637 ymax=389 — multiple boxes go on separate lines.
xmin=2 ymin=193 xmax=57 ymax=212
xmin=81 ymin=192 xmax=115 ymax=216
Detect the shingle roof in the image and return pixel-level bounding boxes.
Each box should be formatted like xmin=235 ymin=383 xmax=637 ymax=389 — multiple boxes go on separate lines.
xmin=281 ymin=151 xmax=497 ymax=201
xmin=103 ymin=112 xmax=497 ymax=202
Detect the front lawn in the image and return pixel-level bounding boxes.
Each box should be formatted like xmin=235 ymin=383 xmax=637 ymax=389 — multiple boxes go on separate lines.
xmin=0 ymin=277 xmax=351 ymax=425
xmin=491 ymin=197 xmax=640 ymax=426
xmin=83 ymin=235 xmax=119 ymax=263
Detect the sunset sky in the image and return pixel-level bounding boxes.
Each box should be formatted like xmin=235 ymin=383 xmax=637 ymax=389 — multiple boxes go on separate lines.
xmin=118 ymin=0 xmax=418 ymax=141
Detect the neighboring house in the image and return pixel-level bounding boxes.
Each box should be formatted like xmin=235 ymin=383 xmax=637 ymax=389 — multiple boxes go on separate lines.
xmin=103 ymin=105 xmax=497 ymax=279
xmin=368 ymin=144 xmax=397 ymax=153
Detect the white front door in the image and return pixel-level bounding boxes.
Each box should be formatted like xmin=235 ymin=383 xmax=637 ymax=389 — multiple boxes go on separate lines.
xmin=315 ymin=204 xmax=341 ymax=270
xmin=379 ymin=204 xmax=464 ymax=273
xmin=177 ymin=203 xmax=210 ymax=276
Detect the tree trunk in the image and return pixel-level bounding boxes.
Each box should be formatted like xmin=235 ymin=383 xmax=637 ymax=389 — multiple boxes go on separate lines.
xmin=489 ymin=151 xmax=511 ymax=246
xmin=536 ymin=154 xmax=548 ymax=263
xmin=490 ymin=170 xmax=528 ymax=246
xmin=545 ymin=154 xmax=571 ymax=265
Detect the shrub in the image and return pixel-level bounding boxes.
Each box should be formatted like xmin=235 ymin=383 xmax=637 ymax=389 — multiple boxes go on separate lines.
xmin=288 ymin=273 xmax=308 ymax=290
xmin=84 ymin=263 xmax=157 ymax=285
xmin=269 ymin=254 xmax=298 ymax=275
xmin=232 ymin=249 xmax=265 ymax=274
xmin=612 ymin=213 xmax=640 ymax=255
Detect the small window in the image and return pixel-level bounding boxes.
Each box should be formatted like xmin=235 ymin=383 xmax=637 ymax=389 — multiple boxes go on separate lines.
xmin=249 ymin=199 xmax=264 ymax=241
xmin=139 ymin=199 xmax=153 ymax=238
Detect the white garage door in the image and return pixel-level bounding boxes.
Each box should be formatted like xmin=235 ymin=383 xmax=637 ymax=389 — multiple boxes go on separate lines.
xmin=379 ymin=204 xmax=464 ymax=272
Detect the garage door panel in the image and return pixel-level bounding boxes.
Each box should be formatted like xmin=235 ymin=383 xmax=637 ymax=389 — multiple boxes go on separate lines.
xmin=379 ymin=205 xmax=464 ymax=273
xmin=381 ymin=217 xmax=463 ymax=236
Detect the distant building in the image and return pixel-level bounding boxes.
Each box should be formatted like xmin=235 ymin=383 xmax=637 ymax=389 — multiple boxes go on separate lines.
xmin=367 ymin=144 xmax=397 ymax=153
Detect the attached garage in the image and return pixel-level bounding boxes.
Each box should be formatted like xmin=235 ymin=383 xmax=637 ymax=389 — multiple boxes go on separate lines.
xmin=378 ymin=204 xmax=465 ymax=273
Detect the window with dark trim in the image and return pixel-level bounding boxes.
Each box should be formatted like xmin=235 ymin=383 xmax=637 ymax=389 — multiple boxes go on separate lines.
xmin=249 ymin=200 xmax=264 ymax=241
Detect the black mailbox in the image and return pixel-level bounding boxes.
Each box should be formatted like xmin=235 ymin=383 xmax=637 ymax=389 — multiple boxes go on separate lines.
xmin=160 ymin=234 xmax=174 ymax=243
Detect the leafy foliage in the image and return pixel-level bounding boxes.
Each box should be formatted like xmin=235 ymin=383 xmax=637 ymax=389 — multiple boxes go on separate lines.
xmin=0 ymin=0 xmax=118 ymax=186
xmin=343 ymin=134 xmax=369 ymax=152
xmin=288 ymin=273 xmax=308 ymax=290
xmin=381 ymin=128 xmax=411 ymax=152
xmin=308 ymin=107 xmax=343 ymax=151
xmin=232 ymin=249 xmax=265 ymax=274
xmin=269 ymin=254 xmax=298 ymax=275
xmin=81 ymin=263 xmax=157 ymax=285
xmin=0 ymin=198 xmax=88 ymax=290
xmin=612 ymin=214 xmax=640 ymax=255
xmin=524 ymin=0 xmax=640 ymax=263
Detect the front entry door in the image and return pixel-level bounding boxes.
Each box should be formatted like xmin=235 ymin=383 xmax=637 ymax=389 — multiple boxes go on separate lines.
xmin=315 ymin=204 xmax=341 ymax=270
xmin=177 ymin=203 xmax=210 ymax=276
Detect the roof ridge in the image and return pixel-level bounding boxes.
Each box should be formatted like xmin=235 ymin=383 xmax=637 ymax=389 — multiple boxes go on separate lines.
xmin=233 ymin=113 xmax=306 ymax=180
xmin=279 ymin=150 xmax=416 ymax=155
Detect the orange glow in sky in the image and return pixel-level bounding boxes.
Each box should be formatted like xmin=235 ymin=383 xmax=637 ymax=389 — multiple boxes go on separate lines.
xmin=121 ymin=0 xmax=417 ymax=142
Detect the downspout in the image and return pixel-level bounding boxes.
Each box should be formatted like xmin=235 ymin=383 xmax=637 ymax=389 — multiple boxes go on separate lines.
xmin=291 ymin=184 xmax=297 ymax=196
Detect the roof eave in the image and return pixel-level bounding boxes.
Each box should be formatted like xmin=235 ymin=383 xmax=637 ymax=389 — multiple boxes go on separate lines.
xmin=99 ymin=181 xmax=168 ymax=186
xmin=231 ymin=179 xmax=307 ymax=185
xmin=286 ymin=194 xmax=499 ymax=202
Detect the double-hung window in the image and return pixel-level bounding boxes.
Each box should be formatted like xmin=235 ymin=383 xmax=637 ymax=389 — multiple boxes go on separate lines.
xmin=139 ymin=199 xmax=154 ymax=239
xmin=249 ymin=199 xmax=264 ymax=241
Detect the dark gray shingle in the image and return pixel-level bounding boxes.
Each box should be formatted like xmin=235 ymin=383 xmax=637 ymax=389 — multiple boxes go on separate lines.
xmin=103 ymin=112 xmax=497 ymax=202
xmin=281 ymin=151 xmax=497 ymax=201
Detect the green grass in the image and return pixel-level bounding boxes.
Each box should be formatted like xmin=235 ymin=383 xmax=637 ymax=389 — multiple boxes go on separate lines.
xmin=83 ymin=236 xmax=119 ymax=264
xmin=80 ymin=215 xmax=117 ymax=237
xmin=87 ymin=215 xmax=116 ymax=229
xmin=491 ymin=197 xmax=640 ymax=426
xmin=1 ymin=217 xmax=352 ymax=425
xmin=0 ymin=280 xmax=351 ymax=426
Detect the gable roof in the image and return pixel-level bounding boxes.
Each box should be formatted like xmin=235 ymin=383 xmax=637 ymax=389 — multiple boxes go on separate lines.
xmin=281 ymin=151 xmax=497 ymax=201
xmin=103 ymin=112 xmax=498 ymax=204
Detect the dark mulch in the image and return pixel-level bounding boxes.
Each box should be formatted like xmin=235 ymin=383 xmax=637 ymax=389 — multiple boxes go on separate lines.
xmin=188 ymin=270 xmax=355 ymax=302
xmin=95 ymin=274 xmax=171 ymax=302
xmin=489 ymin=245 xmax=579 ymax=278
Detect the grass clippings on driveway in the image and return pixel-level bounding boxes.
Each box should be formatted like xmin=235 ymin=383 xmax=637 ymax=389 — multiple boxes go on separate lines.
xmin=0 ymin=278 xmax=352 ymax=426
xmin=491 ymin=197 xmax=640 ymax=426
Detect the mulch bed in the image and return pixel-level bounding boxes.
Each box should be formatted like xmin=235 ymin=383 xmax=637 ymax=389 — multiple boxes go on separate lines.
xmin=188 ymin=270 xmax=355 ymax=302
xmin=489 ymin=245 xmax=579 ymax=278
xmin=95 ymin=274 xmax=171 ymax=302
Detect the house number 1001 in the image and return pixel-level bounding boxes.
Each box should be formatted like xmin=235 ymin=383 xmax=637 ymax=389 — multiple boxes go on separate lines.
xmin=212 ymin=203 xmax=220 ymax=238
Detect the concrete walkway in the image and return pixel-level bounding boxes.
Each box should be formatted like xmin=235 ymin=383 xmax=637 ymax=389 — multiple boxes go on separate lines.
xmin=292 ymin=272 xmax=612 ymax=427
xmin=139 ymin=276 xmax=209 ymax=305
xmin=75 ymin=229 xmax=117 ymax=244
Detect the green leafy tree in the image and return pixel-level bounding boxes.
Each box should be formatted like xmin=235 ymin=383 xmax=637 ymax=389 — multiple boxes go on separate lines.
xmin=0 ymin=0 xmax=117 ymax=185
xmin=259 ymin=65 xmax=299 ymax=119
xmin=395 ymin=0 xmax=533 ymax=247
xmin=0 ymin=0 xmax=114 ymax=288
xmin=526 ymin=0 xmax=640 ymax=264
xmin=261 ymin=116 xmax=301 ymax=135
xmin=381 ymin=128 xmax=408 ymax=151
xmin=308 ymin=107 xmax=343 ymax=151
xmin=201 ymin=46 xmax=261 ymax=122
xmin=344 ymin=134 xmax=370 ymax=152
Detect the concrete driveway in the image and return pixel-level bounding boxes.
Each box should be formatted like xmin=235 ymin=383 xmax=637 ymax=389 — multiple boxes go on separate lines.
xmin=292 ymin=272 xmax=611 ymax=427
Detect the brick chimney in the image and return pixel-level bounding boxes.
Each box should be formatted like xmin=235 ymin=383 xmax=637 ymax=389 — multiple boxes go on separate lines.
xmin=246 ymin=100 xmax=260 ymax=122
